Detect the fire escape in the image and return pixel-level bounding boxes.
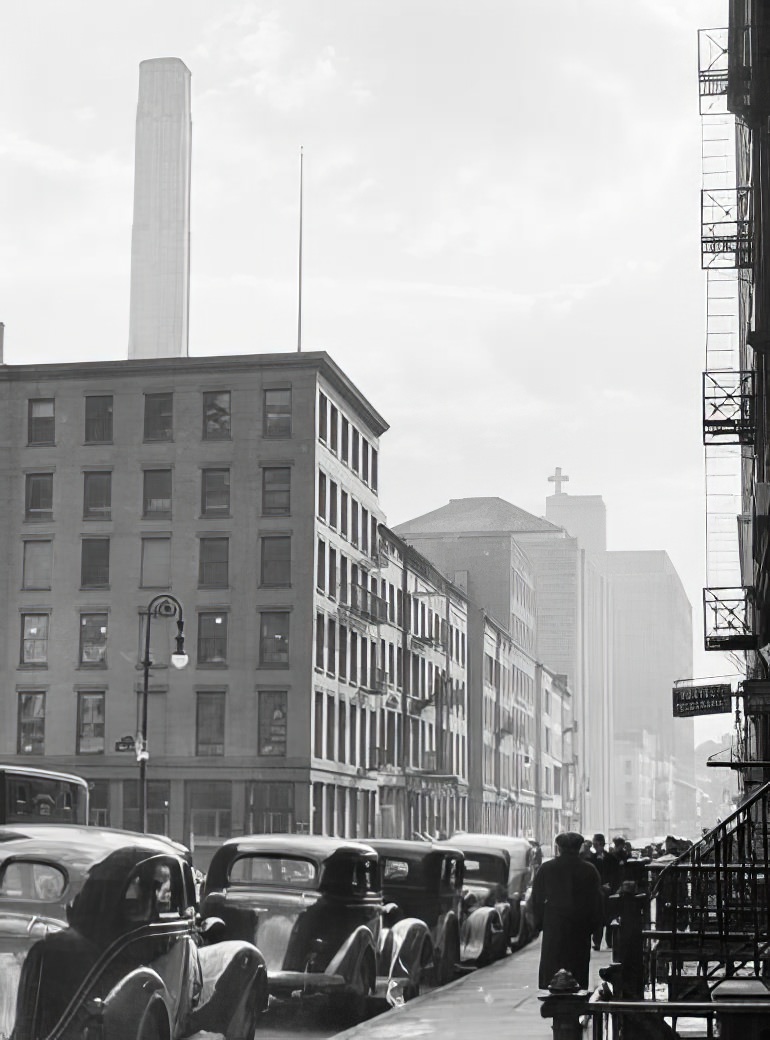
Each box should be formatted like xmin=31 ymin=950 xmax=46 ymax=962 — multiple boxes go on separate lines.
xmin=700 ymin=27 xmax=756 ymax=653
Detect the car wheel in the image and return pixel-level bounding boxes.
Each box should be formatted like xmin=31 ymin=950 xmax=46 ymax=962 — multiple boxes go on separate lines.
xmin=432 ymin=929 xmax=460 ymax=987
xmin=345 ymin=951 xmax=375 ymax=1025
xmin=224 ymin=972 xmax=266 ymax=1040
xmin=509 ymin=910 xmax=530 ymax=952
xmin=136 ymin=1002 xmax=171 ymax=1040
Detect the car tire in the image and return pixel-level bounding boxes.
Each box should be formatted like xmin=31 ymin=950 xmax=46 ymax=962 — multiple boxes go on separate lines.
xmin=431 ymin=928 xmax=460 ymax=987
xmin=136 ymin=1001 xmax=171 ymax=1040
xmin=224 ymin=972 xmax=266 ymax=1040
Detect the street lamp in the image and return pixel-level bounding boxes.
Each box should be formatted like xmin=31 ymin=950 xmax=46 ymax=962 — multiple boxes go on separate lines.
xmin=138 ymin=594 xmax=187 ymax=833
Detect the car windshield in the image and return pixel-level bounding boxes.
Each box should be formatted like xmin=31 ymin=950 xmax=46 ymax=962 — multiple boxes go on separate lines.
xmin=228 ymin=855 xmax=317 ymax=886
xmin=462 ymin=854 xmax=505 ymax=883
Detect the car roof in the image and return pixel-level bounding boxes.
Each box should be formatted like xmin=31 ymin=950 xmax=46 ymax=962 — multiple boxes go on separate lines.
xmin=213 ymin=833 xmax=378 ymax=862
xmin=368 ymin=838 xmax=463 ymax=859
xmin=0 ymin=824 xmax=188 ymax=869
xmin=447 ymin=833 xmax=532 ymax=852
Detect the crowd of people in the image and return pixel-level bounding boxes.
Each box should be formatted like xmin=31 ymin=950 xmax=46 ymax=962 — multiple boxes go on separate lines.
xmin=528 ymin=829 xmax=695 ymax=992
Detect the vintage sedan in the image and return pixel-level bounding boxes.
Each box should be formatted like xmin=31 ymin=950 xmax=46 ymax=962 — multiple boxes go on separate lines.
xmin=0 ymin=824 xmax=267 ymax=1040
xmin=369 ymin=838 xmax=465 ymax=985
xmin=441 ymin=833 xmax=538 ymax=954
xmin=200 ymin=834 xmax=432 ymax=1020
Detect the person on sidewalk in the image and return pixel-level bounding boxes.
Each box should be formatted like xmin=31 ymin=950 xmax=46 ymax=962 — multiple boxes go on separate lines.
xmin=528 ymin=831 xmax=605 ymax=990
xmin=587 ymin=832 xmax=621 ymax=950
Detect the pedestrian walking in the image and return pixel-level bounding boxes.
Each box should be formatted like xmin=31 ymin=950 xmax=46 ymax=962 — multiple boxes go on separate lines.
xmin=587 ymin=832 xmax=621 ymax=950
xmin=527 ymin=831 xmax=605 ymax=990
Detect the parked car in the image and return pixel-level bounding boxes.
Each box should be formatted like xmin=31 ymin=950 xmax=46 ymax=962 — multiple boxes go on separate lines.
xmin=369 ymin=838 xmax=465 ymax=985
xmin=0 ymin=824 xmax=267 ymax=1040
xmin=201 ymin=834 xmax=432 ymax=1021
xmin=441 ymin=833 xmax=538 ymax=953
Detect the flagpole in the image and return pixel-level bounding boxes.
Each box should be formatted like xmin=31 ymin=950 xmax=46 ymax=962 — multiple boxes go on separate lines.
xmin=297 ymin=146 xmax=303 ymax=353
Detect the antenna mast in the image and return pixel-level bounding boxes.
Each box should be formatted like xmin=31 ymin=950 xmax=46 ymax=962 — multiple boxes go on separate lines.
xmin=297 ymin=146 xmax=303 ymax=353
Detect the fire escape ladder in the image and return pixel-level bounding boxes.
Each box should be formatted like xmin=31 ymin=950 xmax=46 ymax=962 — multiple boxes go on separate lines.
xmin=701 ymin=29 xmax=756 ymax=651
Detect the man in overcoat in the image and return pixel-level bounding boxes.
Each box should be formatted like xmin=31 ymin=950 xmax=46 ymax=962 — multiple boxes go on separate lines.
xmin=528 ymin=831 xmax=605 ymax=990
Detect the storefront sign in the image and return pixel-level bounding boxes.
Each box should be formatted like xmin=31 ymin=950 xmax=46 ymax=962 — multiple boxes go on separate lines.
xmin=672 ymin=683 xmax=732 ymax=717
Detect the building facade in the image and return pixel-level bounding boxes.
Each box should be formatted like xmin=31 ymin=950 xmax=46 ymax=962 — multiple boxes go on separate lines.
xmin=2 ymin=351 xmax=473 ymax=864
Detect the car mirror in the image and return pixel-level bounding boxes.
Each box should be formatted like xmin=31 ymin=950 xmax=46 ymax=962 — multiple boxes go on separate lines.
xmin=381 ymin=902 xmax=401 ymax=927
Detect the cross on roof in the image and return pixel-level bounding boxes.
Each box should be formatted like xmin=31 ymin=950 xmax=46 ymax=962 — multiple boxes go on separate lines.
xmin=548 ymin=467 xmax=569 ymax=495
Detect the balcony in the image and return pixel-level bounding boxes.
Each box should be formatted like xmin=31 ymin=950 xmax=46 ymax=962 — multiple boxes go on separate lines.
xmin=703 ymin=371 xmax=755 ymax=444
xmin=701 ymin=187 xmax=752 ymax=268
xmin=703 ymin=586 xmax=755 ymax=650
xmin=348 ymin=584 xmax=387 ymax=624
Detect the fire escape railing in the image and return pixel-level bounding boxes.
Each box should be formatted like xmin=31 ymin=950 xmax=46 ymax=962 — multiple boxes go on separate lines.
xmin=645 ymin=779 xmax=770 ymax=989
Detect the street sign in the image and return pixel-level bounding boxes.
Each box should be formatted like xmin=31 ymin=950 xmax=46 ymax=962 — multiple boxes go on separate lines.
xmin=115 ymin=735 xmax=136 ymax=752
xmin=672 ymin=683 xmax=732 ymax=717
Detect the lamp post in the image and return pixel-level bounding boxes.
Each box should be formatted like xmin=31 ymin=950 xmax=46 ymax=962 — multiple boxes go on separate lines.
xmin=138 ymin=594 xmax=188 ymax=833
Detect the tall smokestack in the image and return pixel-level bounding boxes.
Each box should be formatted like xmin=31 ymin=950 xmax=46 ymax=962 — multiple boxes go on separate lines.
xmin=128 ymin=58 xmax=191 ymax=359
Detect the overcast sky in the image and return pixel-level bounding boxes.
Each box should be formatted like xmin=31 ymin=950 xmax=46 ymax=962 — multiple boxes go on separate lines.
xmin=2 ymin=0 xmax=733 ymax=741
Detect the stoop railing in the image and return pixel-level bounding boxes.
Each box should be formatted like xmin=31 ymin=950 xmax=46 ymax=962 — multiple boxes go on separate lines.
xmin=646 ymin=780 xmax=770 ymax=994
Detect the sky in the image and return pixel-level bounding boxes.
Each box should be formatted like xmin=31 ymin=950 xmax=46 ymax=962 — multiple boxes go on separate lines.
xmin=1 ymin=0 xmax=734 ymax=741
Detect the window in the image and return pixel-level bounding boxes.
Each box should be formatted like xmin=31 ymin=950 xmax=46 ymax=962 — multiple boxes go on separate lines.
xmin=329 ymin=481 xmax=338 ymax=528
xmin=143 ymin=470 xmax=172 ymax=518
xmin=25 ymin=474 xmax=53 ymax=521
xmin=79 ymin=613 xmax=107 ymax=665
xmin=260 ymin=612 xmax=289 ymax=667
xmin=352 ymin=428 xmax=360 ymax=471
xmin=81 ymin=538 xmax=109 ymax=588
xmin=28 ymin=399 xmax=54 ymax=445
xmin=328 ymin=547 xmax=337 ymax=599
xmin=187 ymin=780 xmax=231 ymax=841
xmin=196 ymin=692 xmax=225 ymax=756
xmin=351 ymin=500 xmax=359 ymax=546
xmin=327 ymin=618 xmax=336 ymax=675
xmin=261 ymin=536 xmax=291 ymax=587
xmin=85 ymin=395 xmax=113 ymax=443
xmin=22 ymin=540 xmax=52 ymax=590
xmin=143 ymin=392 xmax=173 ymax=441
xmin=362 ymin=440 xmax=369 ymax=484
xmin=315 ymin=613 xmax=324 ymax=669
xmin=339 ymin=625 xmax=347 ymax=680
xmin=202 ymin=391 xmax=231 ymax=440
xmin=199 ymin=538 xmax=229 ymax=587
xmin=201 ymin=469 xmax=230 ymax=516
xmin=77 ymin=691 xmax=105 ymax=754
xmin=197 ymin=613 xmax=228 ymax=665
xmin=371 ymin=447 xmax=378 ymax=492
xmin=330 ymin=405 xmax=338 ymax=453
xmin=318 ymin=472 xmax=326 ymax=520
xmin=264 ymin=388 xmax=292 ymax=437
xmin=262 ymin=467 xmax=290 ymax=515
xmin=314 ymin=691 xmax=323 ymax=757
xmin=83 ymin=472 xmax=111 ymax=520
xmin=317 ymin=539 xmax=326 ymax=592
xmin=123 ymin=779 xmax=170 ymax=835
xmin=318 ymin=392 xmax=328 ymax=442
xmin=341 ymin=417 xmax=349 ymax=463
xmin=258 ymin=691 xmax=287 ymax=756
xmin=140 ymin=537 xmax=171 ymax=588
xmin=21 ymin=615 xmax=49 ymax=666
xmin=18 ymin=692 xmax=45 ymax=754
xmin=341 ymin=492 xmax=348 ymax=538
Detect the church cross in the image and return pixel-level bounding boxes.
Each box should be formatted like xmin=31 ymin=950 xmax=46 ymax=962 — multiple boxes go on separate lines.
xmin=548 ymin=467 xmax=569 ymax=495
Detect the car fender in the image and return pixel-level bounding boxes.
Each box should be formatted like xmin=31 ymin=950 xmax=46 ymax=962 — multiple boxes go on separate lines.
xmin=187 ymin=940 xmax=268 ymax=1036
xmin=380 ymin=916 xmax=432 ymax=986
xmin=432 ymin=910 xmax=458 ymax=961
xmin=460 ymin=905 xmax=504 ymax=963
xmin=324 ymin=924 xmax=376 ymax=985
xmin=98 ymin=967 xmax=174 ymax=1040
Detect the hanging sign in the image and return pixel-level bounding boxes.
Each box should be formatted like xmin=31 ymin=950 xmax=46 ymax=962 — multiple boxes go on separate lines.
xmin=672 ymin=684 xmax=732 ymax=717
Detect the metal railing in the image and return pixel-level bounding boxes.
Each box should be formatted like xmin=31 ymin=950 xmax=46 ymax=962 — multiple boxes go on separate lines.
xmin=646 ymin=780 xmax=770 ymax=986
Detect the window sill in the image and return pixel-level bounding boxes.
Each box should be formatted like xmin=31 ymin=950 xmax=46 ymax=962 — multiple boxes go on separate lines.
xmin=196 ymin=662 xmax=228 ymax=669
xmin=26 ymin=442 xmax=56 ymax=448
xmin=24 ymin=517 xmax=54 ymax=524
xmin=18 ymin=663 xmax=48 ymax=669
xmin=257 ymin=662 xmax=290 ymax=670
xmin=260 ymin=583 xmax=292 ymax=590
xmin=83 ymin=440 xmax=113 ymax=447
xmin=83 ymin=516 xmax=112 ymax=523
xmin=77 ymin=663 xmax=108 ymax=670
xmin=142 ymin=516 xmax=173 ymax=522
xmin=80 ymin=586 xmax=111 ymax=592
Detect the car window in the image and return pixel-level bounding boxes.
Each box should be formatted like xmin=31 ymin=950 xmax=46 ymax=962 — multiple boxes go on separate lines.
xmin=383 ymin=858 xmax=409 ymax=882
xmin=228 ymin=856 xmax=317 ymax=886
xmin=443 ymin=856 xmax=462 ymax=888
xmin=0 ymin=860 xmax=67 ymax=901
xmin=121 ymin=858 xmax=182 ymax=924
xmin=461 ymin=854 xmax=504 ymax=883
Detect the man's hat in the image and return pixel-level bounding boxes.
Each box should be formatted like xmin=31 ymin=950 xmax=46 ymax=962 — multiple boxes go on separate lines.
xmin=612 ymin=835 xmax=626 ymax=846
xmin=592 ymin=833 xmax=606 ymax=844
xmin=555 ymin=831 xmax=584 ymax=853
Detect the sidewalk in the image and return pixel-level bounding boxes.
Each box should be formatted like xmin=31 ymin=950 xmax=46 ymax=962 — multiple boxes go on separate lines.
xmin=334 ymin=940 xmax=613 ymax=1040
